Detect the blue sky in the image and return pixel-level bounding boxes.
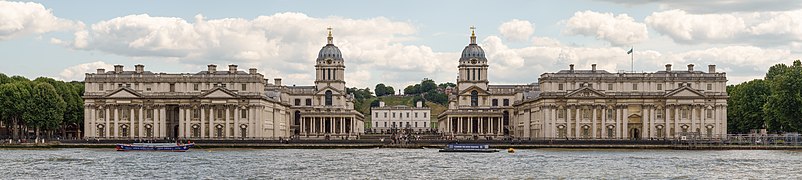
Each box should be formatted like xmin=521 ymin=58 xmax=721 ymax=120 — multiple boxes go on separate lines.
xmin=1 ymin=0 xmax=800 ymax=89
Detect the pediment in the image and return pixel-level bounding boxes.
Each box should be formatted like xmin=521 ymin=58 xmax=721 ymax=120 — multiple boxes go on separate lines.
xmin=105 ymin=88 xmax=141 ymax=98
xmin=201 ymin=88 xmax=239 ymax=98
xmin=315 ymin=86 xmax=344 ymax=95
xmin=458 ymin=86 xmax=490 ymax=95
xmin=565 ymin=87 xmax=605 ymax=98
xmin=665 ymin=87 xmax=705 ymax=98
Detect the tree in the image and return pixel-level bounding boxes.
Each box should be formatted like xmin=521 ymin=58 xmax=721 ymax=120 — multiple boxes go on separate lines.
xmin=403 ymin=85 xmax=419 ymax=95
xmin=438 ymin=82 xmax=456 ymax=89
xmin=0 ymin=81 xmax=33 ymax=140
xmin=375 ymin=84 xmax=387 ymax=96
xmin=727 ymin=79 xmax=770 ymax=133
xmin=420 ymin=79 xmax=437 ymax=93
xmin=763 ymin=60 xmax=802 ymax=132
xmin=0 ymin=73 xmax=9 ymax=85
xmin=385 ymin=86 xmax=395 ymax=96
xmin=26 ymin=82 xmax=66 ymax=140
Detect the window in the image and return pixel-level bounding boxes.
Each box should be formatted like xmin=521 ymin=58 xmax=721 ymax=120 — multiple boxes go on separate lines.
xmin=216 ymin=109 xmax=224 ymax=119
xmin=305 ymin=99 xmax=312 ymax=106
xmin=706 ymin=128 xmax=713 ymax=138
xmin=295 ymin=99 xmax=301 ymax=106
xmin=406 ymin=113 xmax=409 ymax=118
xmin=657 ymin=84 xmax=662 ymax=90
xmin=558 ymin=83 xmax=564 ymax=90
xmin=470 ymin=90 xmax=478 ymax=106
xmin=324 ymin=90 xmax=333 ymax=106
xmin=415 ymin=122 xmax=418 ymax=128
xmin=194 ymin=83 xmax=199 ymax=91
xmin=118 ymin=84 xmax=123 ymax=88
xmin=657 ymin=128 xmax=664 ymax=138
xmin=657 ymin=110 xmax=664 ymax=119
xmin=681 ymin=109 xmax=688 ymax=119
xmin=384 ymin=113 xmax=387 ymax=118
xmin=632 ymin=83 xmax=638 ymax=90
xmin=120 ymin=125 xmax=129 ymax=137
xmin=375 ymin=112 xmax=378 ymax=118
xmin=192 ymin=109 xmax=200 ymax=119
xmin=707 ymin=109 xmax=713 ymax=118
xmin=125 ymin=84 xmax=131 ymax=88
xmin=607 ymin=127 xmax=614 ymax=138
xmin=241 ymin=84 xmax=247 ymax=91
xmin=492 ymin=99 xmax=498 ymax=106
xmin=146 ymin=109 xmax=153 ymax=119
xmin=415 ymin=112 xmax=418 ymax=118
xmin=146 ymin=87 xmax=151 ymax=91
xmin=423 ymin=112 xmax=427 ymax=118
xmin=240 ymin=109 xmax=247 ymax=118
xmin=169 ymin=83 xmax=175 ymax=92
xmin=384 ymin=122 xmax=387 ymax=127
xmin=503 ymin=99 xmax=509 ymax=106
xmin=97 ymin=125 xmax=105 ymax=137
xmin=99 ymin=84 xmax=104 ymax=91
xmin=607 ymin=83 xmax=613 ymax=90
xmin=558 ymin=109 xmax=566 ymax=119
xmin=707 ymin=84 xmax=712 ymax=90
xmin=392 ymin=113 xmax=396 ymax=118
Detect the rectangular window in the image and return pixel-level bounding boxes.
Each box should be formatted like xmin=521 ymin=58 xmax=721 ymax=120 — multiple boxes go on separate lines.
xmin=492 ymin=99 xmax=498 ymax=106
xmin=406 ymin=113 xmax=409 ymax=118
xmin=384 ymin=122 xmax=387 ymax=127
xmin=146 ymin=87 xmax=151 ymax=91
xmin=707 ymin=84 xmax=712 ymax=90
xmin=375 ymin=113 xmax=378 ymax=118
xmin=503 ymin=99 xmax=510 ymax=106
xmin=707 ymin=109 xmax=713 ymax=118
xmin=242 ymin=84 xmax=247 ymax=91
xmin=305 ymin=99 xmax=312 ymax=106
xmin=423 ymin=112 xmax=427 ymax=118
xmin=294 ymin=99 xmax=301 ymax=106
xmin=194 ymin=83 xmax=199 ymax=91
xmin=146 ymin=109 xmax=153 ymax=119
xmin=99 ymin=84 xmax=104 ymax=91
xmin=415 ymin=112 xmax=418 ymax=118
xmin=216 ymin=109 xmax=224 ymax=119
xmin=681 ymin=109 xmax=688 ymax=119
xmin=193 ymin=109 xmax=200 ymax=119
xmin=241 ymin=109 xmax=247 ymax=118
xmin=607 ymin=83 xmax=613 ymax=90
xmin=558 ymin=83 xmax=564 ymax=90
xmin=657 ymin=84 xmax=663 ymax=91
xmin=559 ymin=109 xmax=565 ymax=119
xmin=384 ymin=113 xmax=387 ymax=118
xmin=607 ymin=109 xmax=613 ymax=119
xmin=632 ymin=83 xmax=638 ymax=90
xmin=392 ymin=113 xmax=395 ymax=118
xmin=125 ymin=84 xmax=131 ymax=88
xmin=657 ymin=110 xmax=664 ymax=119
xmin=169 ymin=84 xmax=175 ymax=92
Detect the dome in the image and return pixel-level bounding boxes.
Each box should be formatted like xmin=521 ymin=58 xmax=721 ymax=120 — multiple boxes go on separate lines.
xmin=460 ymin=44 xmax=485 ymax=60
xmin=318 ymin=44 xmax=343 ymax=60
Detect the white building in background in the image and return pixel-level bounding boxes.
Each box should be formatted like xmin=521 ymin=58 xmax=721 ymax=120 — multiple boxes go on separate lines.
xmin=371 ymin=101 xmax=432 ymax=133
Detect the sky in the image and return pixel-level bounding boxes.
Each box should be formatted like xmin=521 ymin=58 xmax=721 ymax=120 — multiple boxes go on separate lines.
xmin=1 ymin=0 xmax=801 ymax=90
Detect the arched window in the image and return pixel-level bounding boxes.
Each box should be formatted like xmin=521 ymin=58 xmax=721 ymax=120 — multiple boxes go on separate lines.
xmin=325 ymin=90 xmax=333 ymax=106
xmin=470 ymin=90 xmax=478 ymax=106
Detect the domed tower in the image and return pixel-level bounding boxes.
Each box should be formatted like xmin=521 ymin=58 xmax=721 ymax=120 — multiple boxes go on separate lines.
xmin=315 ymin=27 xmax=346 ymax=93
xmin=457 ymin=26 xmax=489 ymax=91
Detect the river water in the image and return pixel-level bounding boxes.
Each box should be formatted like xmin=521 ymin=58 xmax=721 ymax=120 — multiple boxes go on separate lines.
xmin=1 ymin=148 xmax=799 ymax=179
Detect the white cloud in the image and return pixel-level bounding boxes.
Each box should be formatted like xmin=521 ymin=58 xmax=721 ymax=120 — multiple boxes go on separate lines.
xmin=596 ymin=0 xmax=802 ymax=13
xmin=498 ymin=19 xmax=534 ymax=42
xmin=646 ymin=9 xmax=802 ymax=46
xmin=60 ymin=61 xmax=113 ymax=81
xmin=0 ymin=1 xmax=81 ymax=40
xmin=563 ymin=10 xmax=648 ymax=46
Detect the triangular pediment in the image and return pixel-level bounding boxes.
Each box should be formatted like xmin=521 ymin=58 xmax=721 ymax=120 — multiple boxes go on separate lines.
xmin=665 ymin=87 xmax=705 ymax=97
xmin=315 ymin=86 xmax=344 ymax=95
xmin=105 ymin=88 xmax=141 ymax=98
xmin=565 ymin=87 xmax=605 ymax=98
xmin=201 ymin=88 xmax=238 ymax=98
xmin=458 ymin=86 xmax=490 ymax=95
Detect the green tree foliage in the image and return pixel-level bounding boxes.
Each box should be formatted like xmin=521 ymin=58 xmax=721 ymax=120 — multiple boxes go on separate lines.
xmin=0 ymin=74 xmax=84 ymax=140
xmin=0 ymin=81 xmax=33 ymax=139
xmin=375 ymin=84 xmax=387 ymax=96
xmin=726 ymin=80 xmax=770 ymax=133
xmin=420 ymin=79 xmax=437 ymax=93
xmin=401 ymin=78 xmax=453 ymax=106
xmin=28 ymin=82 xmax=66 ymax=138
xmin=763 ymin=60 xmax=802 ymax=133
xmin=347 ymin=87 xmax=373 ymax=100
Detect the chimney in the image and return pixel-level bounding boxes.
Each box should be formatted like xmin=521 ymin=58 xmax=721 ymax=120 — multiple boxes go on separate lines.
xmin=416 ymin=101 xmax=423 ymax=108
xmin=96 ymin=68 xmax=105 ymax=74
xmin=249 ymin=68 xmax=257 ymax=74
xmin=229 ymin=64 xmax=238 ymax=74
xmin=591 ymin=64 xmax=597 ymax=72
xmin=665 ymin=64 xmax=672 ymax=72
xmin=569 ymin=64 xmax=575 ymax=72
xmin=688 ymin=64 xmax=694 ymax=71
xmin=708 ymin=65 xmax=716 ymax=73
xmin=135 ymin=64 xmax=144 ymax=73
xmin=114 ymin=65 xmax=123 ymax=73
xmin=274 ymin=78 xmax=282 ymax=86
xmin=379 ymin=101 xmax=386 ymax=107
xmin=208 ymin=64 xmax=217 ymax=74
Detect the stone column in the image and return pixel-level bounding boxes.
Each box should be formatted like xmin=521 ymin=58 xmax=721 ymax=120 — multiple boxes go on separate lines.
xmin=458 ymin=117 xmax=462 ymax=134
xmin=200 ymin=106 xmax=206 ymax=138
xmin=674 ymin=106 xmax=680 ymax=138
xmin=129 ymin=108 xmax=134 ymax=138
xmin=225 ymin=106 xmax=231 ymax=138
xmin=551 ymin=108 xmax=557 ymax=139
xmin=138 ymin=106 xmax=144 ymax=138
xmin=722 ymin=106 xmax=727 ymax=137
xmin=84 ymin=107 xmax=90 ymax=138
xmin=601 ymin=107 xmax=607 ymax=139
xmin=105 ymin=108 xmax=110 ymax=138
xmin=575 ymin=107 xmax=580 ymax=138
xmin=234 ymin=106 xmax=240 ymax=138
xmin=590 ymin=105 xmax=598 ymax=139
xmin=623 ymin=107 xmax=628 ymax=139
xmin=615 ymin=108 xmax=621 ymax=139
xmin=159 ymin=107 xmax=166 ymax=138
xmin=113 ymin=107 xmax=119 ymax=138
xmin=178 ymin=107 xmax=184 ymax=138
xmin=210 ymin=106 xmax=216 ymax=138
xmin=649 ymin=107 xmax=655 ymax=138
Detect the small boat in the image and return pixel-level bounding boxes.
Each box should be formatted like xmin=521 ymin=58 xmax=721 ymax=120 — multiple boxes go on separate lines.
xmin=115 ymin=143 xmax=195 ymax=152
xmin=507 ymin=148 xmax=515 ymax=153
xmin=439 ymin=144 xmax=499 ymax=153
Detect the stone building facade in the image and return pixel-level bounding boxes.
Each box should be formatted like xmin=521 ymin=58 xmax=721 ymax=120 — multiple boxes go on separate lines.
xmin=83 ymin=29 xmax=364 ymax=140
xmin=513 ymin=64 xmax=728 ymax=140
xmin=83 ymin=64 xmax=291 ymax=139
xmin=371 ymin=101 xmax=432 ymax=133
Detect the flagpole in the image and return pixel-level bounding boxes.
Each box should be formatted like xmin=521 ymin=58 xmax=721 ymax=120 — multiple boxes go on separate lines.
xmin=630 ymin=46 xmax=634 ymax=72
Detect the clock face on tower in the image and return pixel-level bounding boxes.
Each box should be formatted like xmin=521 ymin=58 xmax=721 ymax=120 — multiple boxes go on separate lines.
xmin=470 ymin=59 xmax=477 ymax=64
xmin=326 ymin=59 xmax=332 ymax=64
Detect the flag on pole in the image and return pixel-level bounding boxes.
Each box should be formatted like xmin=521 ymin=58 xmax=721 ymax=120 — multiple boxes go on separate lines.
xmin=627 ymin=48 xmax=633 ymax=54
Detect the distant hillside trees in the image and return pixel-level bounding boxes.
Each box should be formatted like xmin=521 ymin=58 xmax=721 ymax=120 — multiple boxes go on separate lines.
xmin=374 ymin=83 xmax=395 ymax=96
xmin=403 ymin=78 xmax=452 ymax=105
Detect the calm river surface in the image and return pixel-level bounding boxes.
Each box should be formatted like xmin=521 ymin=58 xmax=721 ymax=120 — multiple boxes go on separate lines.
xmin=1 ymin=148 xmax=800 ymax=179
